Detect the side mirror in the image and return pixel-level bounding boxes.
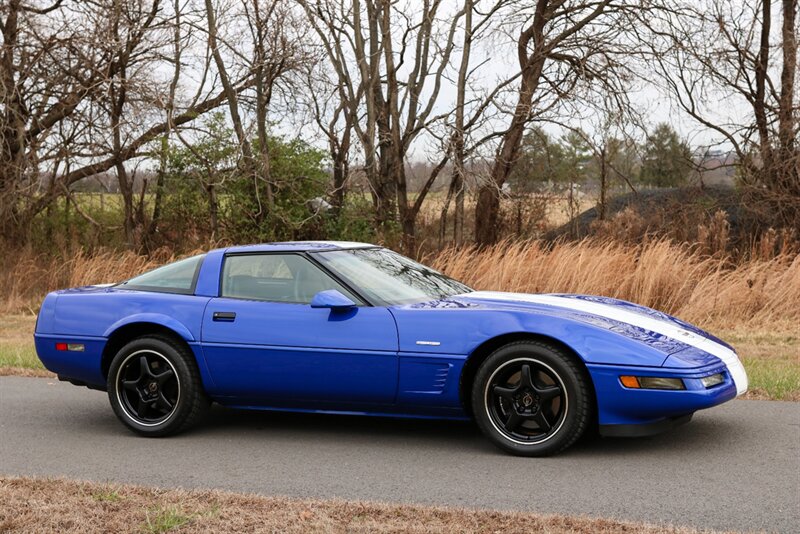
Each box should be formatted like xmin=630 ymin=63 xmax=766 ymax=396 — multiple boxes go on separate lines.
xmin=310 ymin=289 xmax=356 ymax=311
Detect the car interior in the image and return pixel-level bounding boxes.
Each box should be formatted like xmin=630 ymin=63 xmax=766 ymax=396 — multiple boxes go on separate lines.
xmin=222 ymin=254 xmax=351 ymax=304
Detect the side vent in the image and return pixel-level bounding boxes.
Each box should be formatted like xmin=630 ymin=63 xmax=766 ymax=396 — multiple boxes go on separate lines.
xmin=399 ymin=360 xmax=452 ymax=400
xmin=432 ymin=365 xmax=450 ymax=391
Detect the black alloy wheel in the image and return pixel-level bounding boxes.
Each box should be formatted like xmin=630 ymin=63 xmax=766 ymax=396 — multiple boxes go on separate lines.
xmin=472 ymin=341 xmax=592 ymax=456
xmin=116 ymin=350 xmax=180 ymax=425
xmin=107 ymin=335 xmax=210 ymax=437
xmin=486 ymin=359 xmax=566 ymax=443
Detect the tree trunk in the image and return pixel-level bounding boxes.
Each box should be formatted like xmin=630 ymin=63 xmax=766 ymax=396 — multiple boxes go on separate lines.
xmin=117 ymin=162 xmax=136 ymax=248
xmin=474 ymin=69 xmax=541 ymax=245
xmin=777 ymin=0 xmax=798 ymax=209
xmin=207 ymin=183 xmax=218 ymax=239
xmin=439 ymin=172 xmax=458 ymax=247
xmin=474 ymin=0 xmax=547 ymax=246
xmin=110 ymin=66 xmax=142 ymax=250
xmin=205 ymin=0 xmax=262 ymax=223
xmin=599 ymin=145 xmax=607 ymax=220
xmin=0 ymin=0 xmax=25 ymax=239
xmin=778 ymin=0 xmax=797 ymax=159
xmin=330 ymin=130 xmax=350 ymax=216
xmin=400 ymin=212 xmax=416 ymax=255
xmin=454 ymin=172 xmax=465 ymax=246
xmin=753 ymin=0 xmax=773 ymax=173
xmin=452 ymin=0 xmax=472 ymax=247
xmin=147 ymin=136 xmax=168 ymax=249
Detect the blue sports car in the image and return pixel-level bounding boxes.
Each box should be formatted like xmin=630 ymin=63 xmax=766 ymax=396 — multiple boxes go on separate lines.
xmin=35 ymin=241 xmax=747 ymax=456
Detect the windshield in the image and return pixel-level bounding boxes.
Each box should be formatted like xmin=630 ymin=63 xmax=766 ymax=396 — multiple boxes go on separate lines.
xmin=313 ymin=248 xmax=471 ymax=306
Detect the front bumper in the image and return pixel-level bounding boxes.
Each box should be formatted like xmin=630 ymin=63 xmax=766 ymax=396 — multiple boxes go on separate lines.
xmin=588 ymin=361 xmax=739 ymax=427
xmin=600 ymin=413 xmax=694 ymax=437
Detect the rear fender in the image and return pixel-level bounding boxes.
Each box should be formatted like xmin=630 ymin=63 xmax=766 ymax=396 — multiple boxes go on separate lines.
xmin=103 ymin=314 xmax=195 ymax=341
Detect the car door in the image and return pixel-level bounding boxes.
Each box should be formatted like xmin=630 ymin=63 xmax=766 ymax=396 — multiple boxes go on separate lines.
xmin=200 ymin=252 xmax=399 ymax=406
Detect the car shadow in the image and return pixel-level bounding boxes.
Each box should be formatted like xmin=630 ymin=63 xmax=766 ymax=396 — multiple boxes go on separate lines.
xmin=199 ymin=404 xmax=488 ymax=448
xmin=569 ymin=417 xmax=743 ymax=457
xmin=188 ymin=404 xmax=743 ymax=458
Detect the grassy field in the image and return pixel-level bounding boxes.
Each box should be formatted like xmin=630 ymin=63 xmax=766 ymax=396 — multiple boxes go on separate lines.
xmin=0 ymin=315 xmax=49 ymax=377
xmin=0 ymin=476 xmax=717 ymax=533
xmin=3 ymin=314 xmax=797 ymax=400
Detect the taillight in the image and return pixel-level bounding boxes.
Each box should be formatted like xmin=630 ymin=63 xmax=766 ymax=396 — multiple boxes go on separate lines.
xmin=55 ymin=342 xmax=84 ymax=352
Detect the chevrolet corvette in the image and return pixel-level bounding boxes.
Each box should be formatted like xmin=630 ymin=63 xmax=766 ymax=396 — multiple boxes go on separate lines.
xmin=34 ymin=241 xmax=747 ymax=456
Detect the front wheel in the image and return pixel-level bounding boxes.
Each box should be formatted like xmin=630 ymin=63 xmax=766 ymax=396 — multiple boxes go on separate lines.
xmin=107 ymin=335 xmax=210 ymax=437
xmin=471 ymin=341 xmax=592 ymax=456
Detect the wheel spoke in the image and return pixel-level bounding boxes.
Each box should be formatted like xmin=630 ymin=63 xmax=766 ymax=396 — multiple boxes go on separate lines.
xmin=520 ymin=364 xmax=534 ymax=389
xmin=535 ymin=385 xmax=561 ymax=401
xmin=136 ymin=396 xmax=154 ymax=418
xmin=492 ymin=385 xmax=517 ymax=399
xmin=532 ymin=410 xmax=551 ymax=432
xmin=504 ymin=410 xmax=524 ymax=432
xmin=121 ymin=379 xmax=138 ymax=391
xmin=157 ymin=392 xmax=174 ymax=411
xmin=139 ymin=355 xmax=151 ymax=379
xmin=152 ymin=368 xmax=174 ymax=385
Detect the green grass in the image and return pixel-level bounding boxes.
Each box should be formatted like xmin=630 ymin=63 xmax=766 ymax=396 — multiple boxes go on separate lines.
xmin=142 ymin=506 xmax=192 ymax=533
xmin=0 ymin=315 xmax=43 ymax=371
xmin=741 ymin=354 xmax=800 ymax=400
xmin=91 ymin=488 xmax=123 ymax=503
xmin=719 ymin=329 xmax=800 ymax=401
xmin=0 ymin=343 xmax=42 ymax=370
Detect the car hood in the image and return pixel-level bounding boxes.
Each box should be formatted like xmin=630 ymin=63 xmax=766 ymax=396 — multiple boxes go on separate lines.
xmin=452 ymin=291 xmax=734 ymax=356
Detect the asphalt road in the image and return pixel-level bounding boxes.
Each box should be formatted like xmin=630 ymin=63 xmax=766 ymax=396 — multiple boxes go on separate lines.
xmin=1 ymin=376 xmax=798 ymax=533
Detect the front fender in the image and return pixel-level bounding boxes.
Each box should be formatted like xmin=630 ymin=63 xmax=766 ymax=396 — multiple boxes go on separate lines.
xmin=389 ymin=306 xmax=673 ymax=368
xmin=509 ymin=312 xmax=674 ymax=367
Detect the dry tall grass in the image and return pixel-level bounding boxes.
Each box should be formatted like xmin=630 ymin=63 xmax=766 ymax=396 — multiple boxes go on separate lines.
xmin=429 ymin=239 xmax=800 ymax=331
xmin=2 ymin=241 xmax=798 ymax=332
xmin=0 ymin=248 xmax=176 ymax=314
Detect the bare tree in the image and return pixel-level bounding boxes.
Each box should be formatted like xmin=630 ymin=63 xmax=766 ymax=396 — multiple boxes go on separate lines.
xmin=473 ymin=0 xmax=640 ymax=245
xmin=203 ymin=0 xmax=311 ymax=227
xmin=299 ymin=0 xmax=517 ymax=251
xmin=437 ymin=0 xmax=514 ymax=246
xmin=301 ymin=63 xmax=355 ymax=215
xmin=0 ymin=0 xmax=257 ymax=244
xmin=102 ymin=0 xmax=169 ymax=249
xmin=204 ymin=0 xmax=261 ymax=220
xmin=640 ymin=0 xmax=799 ymax=228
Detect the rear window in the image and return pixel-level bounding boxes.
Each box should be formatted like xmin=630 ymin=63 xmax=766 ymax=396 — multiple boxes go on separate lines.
xmin=119 ymin=255 xmax=205 ymax=295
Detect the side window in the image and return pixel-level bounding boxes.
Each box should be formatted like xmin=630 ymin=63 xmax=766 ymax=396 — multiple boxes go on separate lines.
xmin=120 ymin=254 xmax=205 ymax=294
xmin=221 ymin=254 xmax=358 ymax=304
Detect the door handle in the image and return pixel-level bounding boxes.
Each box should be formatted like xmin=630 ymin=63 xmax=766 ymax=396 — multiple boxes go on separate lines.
xmin=212 ymin=311 xmax=236 ymax=322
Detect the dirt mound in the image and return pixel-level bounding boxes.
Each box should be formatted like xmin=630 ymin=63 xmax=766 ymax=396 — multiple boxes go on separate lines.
xmin=546 ymin=186 xmax=746 ymax=243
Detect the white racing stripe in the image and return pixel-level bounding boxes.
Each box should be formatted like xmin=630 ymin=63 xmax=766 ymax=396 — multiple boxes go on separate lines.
xmin=465 ymin=292 xmax=748 ymax=396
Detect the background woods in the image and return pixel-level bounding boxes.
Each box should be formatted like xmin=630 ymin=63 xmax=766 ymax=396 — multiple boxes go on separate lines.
xmin=0 ymin=0 xmax=797 ymax=258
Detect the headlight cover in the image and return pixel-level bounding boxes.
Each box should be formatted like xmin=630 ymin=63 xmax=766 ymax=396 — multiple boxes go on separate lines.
xmin=700 ymin=373 xmax=725 ymax=388
xmin=619 ymin=376 xmax=686 ymax=390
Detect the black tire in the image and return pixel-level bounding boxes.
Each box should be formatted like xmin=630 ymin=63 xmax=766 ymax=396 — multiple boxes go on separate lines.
xmin=107 ymin=335 xmax=210 ymax=437
xmin=471 ymin=341 xmax=592 ymax=456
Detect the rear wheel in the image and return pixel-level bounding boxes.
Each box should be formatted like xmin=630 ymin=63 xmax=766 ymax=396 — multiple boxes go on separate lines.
xmin=107 ymin=335 xmax=209 ymax=436
xmin=471 ymin=341 xmax=592 ymax=456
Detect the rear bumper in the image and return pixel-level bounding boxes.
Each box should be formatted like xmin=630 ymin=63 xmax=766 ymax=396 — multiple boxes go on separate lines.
xmin=34 ymin=333 xmax=106 ymax=387
xmin=588 ymin=362 xmax=738 ymax=426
